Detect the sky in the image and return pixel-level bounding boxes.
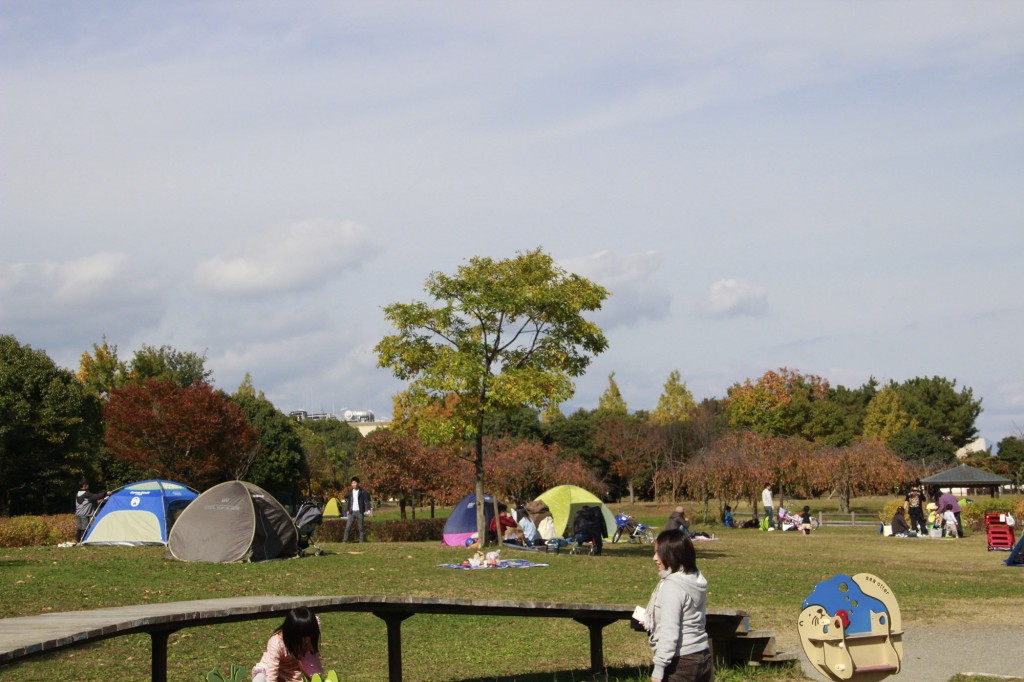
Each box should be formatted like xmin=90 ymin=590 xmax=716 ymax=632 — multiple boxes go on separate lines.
xmin=2 ymin=2 xmax=1023 ymax=448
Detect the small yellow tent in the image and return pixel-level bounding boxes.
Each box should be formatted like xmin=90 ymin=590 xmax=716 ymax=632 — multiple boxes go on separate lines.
xmin=323 ymin=497 xmax=343 ymax=518
xmin=535 ymin=485 xmax=615 ymax=540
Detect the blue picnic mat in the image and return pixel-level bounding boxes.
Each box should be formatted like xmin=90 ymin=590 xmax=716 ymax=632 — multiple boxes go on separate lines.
xmin=439 ymin=559 xmax=549 ymax=570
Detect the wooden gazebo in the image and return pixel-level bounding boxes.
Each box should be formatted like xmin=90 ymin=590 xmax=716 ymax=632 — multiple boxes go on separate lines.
xmin=919 ymin=463 xmax=1010 ymax=498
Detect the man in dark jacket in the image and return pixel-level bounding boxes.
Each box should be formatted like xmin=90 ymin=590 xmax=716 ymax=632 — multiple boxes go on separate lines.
xmin=572 ymin=505 xmax=608 ymax=555
xmin=342 ymin=477 xmax=372 ymax=543
xmin=665 ymin=506 xmax=690 ymax=535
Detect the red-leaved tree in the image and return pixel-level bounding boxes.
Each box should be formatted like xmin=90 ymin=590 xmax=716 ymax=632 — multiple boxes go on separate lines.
xmin=104 ymin=379 xmax=255 ymax=490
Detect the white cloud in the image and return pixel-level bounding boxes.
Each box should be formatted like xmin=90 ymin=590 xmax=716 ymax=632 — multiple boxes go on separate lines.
xmin=560 ymin=250 xmax=672 ymax=328
xmin=707 ymin=278 xmax=767 ymax=317
xmin=193 ymin=219 xmax=380 ymax=298
xmin=0 ymin=253 xmax=166 ymax=360
xmin=0 ymin=252 xmax=164 ymax=324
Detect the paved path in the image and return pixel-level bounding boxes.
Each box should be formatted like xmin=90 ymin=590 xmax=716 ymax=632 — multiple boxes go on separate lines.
xmin=798 ymin=624 xmax=1024 ymax=681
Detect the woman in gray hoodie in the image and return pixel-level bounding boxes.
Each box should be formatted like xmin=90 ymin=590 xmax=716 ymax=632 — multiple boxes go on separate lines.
xmin=643 ymin=529 xmax=712 ymax=682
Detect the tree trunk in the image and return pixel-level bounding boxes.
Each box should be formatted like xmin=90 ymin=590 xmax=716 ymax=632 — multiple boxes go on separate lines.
xmin=399 ymin=495 xmax=407 ymax=520
xmin=628 ymin=478 xmax=635 ymax=505
xmin=474 ymin=425 xmax=487 ymax=547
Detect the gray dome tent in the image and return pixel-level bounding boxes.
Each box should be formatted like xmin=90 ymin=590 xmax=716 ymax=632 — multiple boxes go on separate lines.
xmin=168 ymin=480 xmax=298 ymax=562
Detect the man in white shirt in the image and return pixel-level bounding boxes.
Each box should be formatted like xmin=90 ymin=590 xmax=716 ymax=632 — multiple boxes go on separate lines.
xmin=342 ymin=477 xmax=371 ymax=542
xmin=761 ymin=483 xmax=775 ymax=530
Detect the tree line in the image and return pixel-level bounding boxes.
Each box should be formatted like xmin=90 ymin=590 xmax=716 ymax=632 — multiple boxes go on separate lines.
xmin=3 ymin=248 xmax=1021 ymax=520
xmin=4 ymin=331 xmax=1019 ymax=519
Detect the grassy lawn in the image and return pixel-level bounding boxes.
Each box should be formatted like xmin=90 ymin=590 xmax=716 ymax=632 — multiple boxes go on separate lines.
xmin=1 ymin=497 xmax=1021 ymax=681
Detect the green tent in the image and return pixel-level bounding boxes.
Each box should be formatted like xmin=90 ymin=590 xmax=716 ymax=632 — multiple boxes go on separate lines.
xmin=535 ymin=485 xmax=616 ymax=540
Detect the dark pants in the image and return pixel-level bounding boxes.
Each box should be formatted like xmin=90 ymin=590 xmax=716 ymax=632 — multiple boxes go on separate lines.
xmin=574 ymin=534 xmax=603 ymax=555
xmin=662 ymin=647 xmax=713 ymax=682
xmin=76 ymin=516 xmax=90 ymax=543
xmin=908 ymin=508 xmax=926 ymax=535
xmin=954 ymin=511 xmax=964 ymax=537
xmin=343 ymin=511 xmax=365 ymax=542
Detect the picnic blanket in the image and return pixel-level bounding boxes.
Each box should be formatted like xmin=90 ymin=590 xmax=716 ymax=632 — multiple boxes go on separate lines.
xmin=439 ymin=559 xmax=549 ymax=570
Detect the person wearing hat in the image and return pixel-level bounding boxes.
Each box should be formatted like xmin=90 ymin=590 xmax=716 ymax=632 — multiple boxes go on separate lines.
xmin=905 ymin=484 xmax=926 ymax=535
xmin=75 ymin=478 xmax=108 ymax=543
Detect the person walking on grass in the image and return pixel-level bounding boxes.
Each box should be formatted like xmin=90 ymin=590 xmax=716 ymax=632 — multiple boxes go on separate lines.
xmin=342 ymin=477 xmax=371 ymax=543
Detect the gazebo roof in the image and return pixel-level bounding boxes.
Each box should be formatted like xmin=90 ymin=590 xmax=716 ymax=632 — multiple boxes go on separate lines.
xmin=919 ymin=463 xmax=1010 ymax=487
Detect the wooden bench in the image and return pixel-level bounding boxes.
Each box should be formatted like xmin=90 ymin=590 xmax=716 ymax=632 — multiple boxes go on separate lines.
xmin=0 ymin=595 xmax=794 ymax=681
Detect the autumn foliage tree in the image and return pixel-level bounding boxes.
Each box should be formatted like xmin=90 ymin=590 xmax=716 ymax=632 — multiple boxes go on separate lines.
xmin=104 ymin=379 xmax=255 ymax=490
xmin=354 ymin=429 xmax=439 ymax=519
xmin=594 ymin=414 xmax=655 ymax=504
xmin=823 ymin=439 xmax=907 ymax=512
xmin=483 ymin=437 xmax=603 ymax=505
xmin=727 ymin=368 xmax=830 ymax=439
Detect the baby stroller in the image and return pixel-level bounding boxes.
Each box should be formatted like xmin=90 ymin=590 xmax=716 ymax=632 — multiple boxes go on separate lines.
xmin=779 ymin=507 xmax=818 ymax=532
xmin=612 ymin=513 xmax=655 ymax=544
xmin=294 ymin=496 xmax=325 ymax=557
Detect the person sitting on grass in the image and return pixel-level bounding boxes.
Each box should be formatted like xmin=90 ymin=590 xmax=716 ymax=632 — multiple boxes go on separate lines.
xmin=518 ymin=511 xmax=540 ymax=546
xmin=890 ymin=507 xmax=911 ymax=536
xmin=488 ymin=504 xmax=524 ymax=544
xmin=665 ymin=506 xmax=690 ymax=536
xmin=251 ymin=607 xmax=323 ymax=682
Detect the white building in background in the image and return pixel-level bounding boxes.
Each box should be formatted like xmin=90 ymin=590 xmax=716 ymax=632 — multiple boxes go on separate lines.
xmin=288 ymin=409 xmax=389 ymax=436
xmin=955 ymin=438 xmax=988 ymax=459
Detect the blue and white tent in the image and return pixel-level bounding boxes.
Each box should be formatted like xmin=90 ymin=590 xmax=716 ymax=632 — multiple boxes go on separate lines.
xmin=81 ymin=479 xmax=198 ymax=546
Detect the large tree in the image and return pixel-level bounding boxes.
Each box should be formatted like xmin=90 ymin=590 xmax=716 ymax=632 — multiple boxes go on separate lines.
xmin=230 ymin=377 xmax=306 ymax=502
xmin=77 ymin=337 xmax=128 ymax=399
xmin=297 ymin=417 xmax=362 ymax=496
xmin=726 ymin=368 xmax=830 ymax=439
xmin=597 ymin=372 xmax=628 ymax=415
xmin=891 ymin=376 xmax=981 ymax=447
xmin=650 ymin=369 xmax=696 ymax=426
xmin=128 ymin=344 xmax=212 ymax=387
xmin=104 ymin=379 xmax=254 ymax=490
xmin=376 ymin=248 xmax=608 ymax=544
xmin=0 ymin=336 xmax=102 ymax=515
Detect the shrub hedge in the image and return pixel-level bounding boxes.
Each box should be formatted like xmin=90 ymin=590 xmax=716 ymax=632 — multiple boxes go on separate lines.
xmin=0 ymin=514 xmax=74 ymax=547
xmin=961 ymin=496 xmax=1022 ymax=530
xmin=317 ymin=517 xmax=445 ymax=543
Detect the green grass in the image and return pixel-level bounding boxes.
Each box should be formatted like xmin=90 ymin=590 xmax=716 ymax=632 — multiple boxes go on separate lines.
xmin=1 ymin=499 xmax=1020 ymax=681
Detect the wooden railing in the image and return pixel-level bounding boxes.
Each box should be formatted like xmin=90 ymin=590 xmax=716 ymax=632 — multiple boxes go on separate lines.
xmin=0 ymin=595 xmax=793 ymax=681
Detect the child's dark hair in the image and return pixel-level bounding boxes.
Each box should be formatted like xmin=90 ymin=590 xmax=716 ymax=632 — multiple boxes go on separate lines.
xmin=277 ymin=607 xmax=320 ymax=660
xmin=655 ymin=529 xmax=698 ymax=574
xmin=802 ymin=505 xmax=810 ymax=512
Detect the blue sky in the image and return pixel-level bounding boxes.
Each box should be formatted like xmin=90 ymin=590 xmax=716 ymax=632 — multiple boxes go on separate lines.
xmin=2 ymin=2 xmax=1022 ymax=446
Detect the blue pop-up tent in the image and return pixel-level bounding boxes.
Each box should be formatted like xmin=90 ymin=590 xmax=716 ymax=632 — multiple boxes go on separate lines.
xmin=442 ymin=493 xmax=496 ymax=546
xmin=81 ymin=479 xmax=198 ymax=546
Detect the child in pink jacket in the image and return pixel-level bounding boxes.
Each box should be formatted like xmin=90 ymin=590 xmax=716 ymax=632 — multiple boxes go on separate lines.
xmin=251 ymin=607 xmax=323 ymax=682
